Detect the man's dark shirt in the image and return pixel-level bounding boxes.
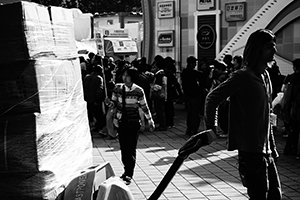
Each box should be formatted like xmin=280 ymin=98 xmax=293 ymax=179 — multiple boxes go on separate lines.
xmin=136 ymin=72 xmax=151 ymax=102
xmin=181 ymin=67 xmax=205 ymax=98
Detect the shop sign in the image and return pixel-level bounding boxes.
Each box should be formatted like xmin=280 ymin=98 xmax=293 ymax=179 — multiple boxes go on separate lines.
xmin=197 ymin=0 xmax=215 ymax=11
xmin=103 ymin=29 xmax=129 ymax=38
xmin=157 ymin=1 xmax=174 ymax=19
xmin=111 ymin=40 xmax=138 ymax=53
xmin=225 ymin=2 xmax=246 ymax=22
xmin=197 ymin=25 xmax=216 ymax=49
xmin=157 ymin=30 xmax=174 ymax=47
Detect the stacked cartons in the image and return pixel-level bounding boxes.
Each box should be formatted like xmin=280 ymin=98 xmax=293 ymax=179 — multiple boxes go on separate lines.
xmin=0 ymin=1 xmax=92 ymax=199
xmin=0 ymin=1 xmax=55 ymax=62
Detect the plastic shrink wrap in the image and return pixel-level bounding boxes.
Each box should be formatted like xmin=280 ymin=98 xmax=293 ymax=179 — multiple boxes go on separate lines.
xmin=0 ymin=1 xmax=92 ymax=199
xmin=0 ymin=1 xmax=78 ymax=63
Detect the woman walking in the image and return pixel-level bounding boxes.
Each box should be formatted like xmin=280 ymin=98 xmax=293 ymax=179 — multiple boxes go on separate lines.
xmin=107 ymin=66 xmax=155 ymax=185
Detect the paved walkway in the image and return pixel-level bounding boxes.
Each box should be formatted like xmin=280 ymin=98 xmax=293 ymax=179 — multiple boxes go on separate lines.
xmin=92 ymin=104 xmax=300 ymax=200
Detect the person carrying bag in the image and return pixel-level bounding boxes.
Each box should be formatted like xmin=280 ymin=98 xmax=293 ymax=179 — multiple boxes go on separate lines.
xmin=108 ymin=67 xmax=155 ymax=185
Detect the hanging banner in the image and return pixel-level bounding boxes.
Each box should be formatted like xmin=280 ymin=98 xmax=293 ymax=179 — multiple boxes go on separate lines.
xmin=94 ymin=28 xmax=105 ymax=57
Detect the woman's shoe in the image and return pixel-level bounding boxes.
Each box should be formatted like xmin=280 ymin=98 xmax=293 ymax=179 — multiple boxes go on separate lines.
xmin=120 ymin=173 xmax=126 ymax=179
xmin=121 ymin=176 xmax=132 ymax=185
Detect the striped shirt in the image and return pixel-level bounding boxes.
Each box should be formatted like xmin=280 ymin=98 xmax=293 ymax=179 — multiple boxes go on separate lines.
xmin=112 ymin=83 xmax=153 ymax=122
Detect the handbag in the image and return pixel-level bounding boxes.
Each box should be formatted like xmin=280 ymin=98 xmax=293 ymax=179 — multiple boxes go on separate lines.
xmin=272 ymin=92 xmax=283 ymax=115
xmin=106 ymin=106 xmax=118 ymax=137
xmin=151 ymin=84 xmax=165 ymax=100
xmin=151 ymin=73 xmax=166 ymax=100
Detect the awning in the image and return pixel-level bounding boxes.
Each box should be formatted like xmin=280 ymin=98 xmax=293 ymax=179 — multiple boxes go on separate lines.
xmin=104 ymin=38 xmax=138 ymax=55
xmin=75 ymin=40 xmax=97 ymax=54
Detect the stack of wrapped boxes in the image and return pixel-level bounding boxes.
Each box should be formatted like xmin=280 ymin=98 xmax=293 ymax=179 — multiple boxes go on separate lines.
xmin=0 ymin=1 xmax=92 ymax=199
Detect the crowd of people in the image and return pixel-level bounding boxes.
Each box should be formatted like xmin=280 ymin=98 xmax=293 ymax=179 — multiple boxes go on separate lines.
xmin=80 ymin=54 xmax=185 ymax=135
xmin=79 ymin=29 xmax=300 ymax=191
xmin=80 ymin=51 xmax=245 ymax=140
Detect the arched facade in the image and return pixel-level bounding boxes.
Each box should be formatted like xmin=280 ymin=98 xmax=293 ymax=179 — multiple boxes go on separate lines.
xmin=142 ymin=0 xmax=300 ymax=75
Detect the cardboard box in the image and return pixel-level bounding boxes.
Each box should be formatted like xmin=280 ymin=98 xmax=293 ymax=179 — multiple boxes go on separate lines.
xmin=50 ymin=6 xmax=77 ymax=59
xmin=0 ymin=108 xmax=92 ymax=198
xmin=0 ymin=2 xmax=93 ymax=198
xmin=0 ymin=1 xmax=55 ymax=62
xmin=0 ymin=1 xmax=78 ymax=63
xmin=0 ymin=58 xmax=83 ymax=117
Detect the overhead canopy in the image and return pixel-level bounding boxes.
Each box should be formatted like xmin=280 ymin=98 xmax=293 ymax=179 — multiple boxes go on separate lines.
xmin=75 ymin=40 xmax=97 ymax=54
xmin=104 ymin=38 xmax=138 ymax=55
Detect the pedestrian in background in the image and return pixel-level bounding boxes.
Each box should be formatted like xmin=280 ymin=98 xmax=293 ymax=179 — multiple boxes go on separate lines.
xmin=232 ymin=55 xmax=243 ymax=72
xmin=283 ymin=58 xmax=300 ymax=159
xmin=209 ymin=60 xmax=229 ymax=137
xmin=79 ymin=56 xmax=88 ymax=82
xmin=223 ymin=54 xmax=234 ymax=74
xmin=86 ymin=52 xmax=95 ymax=74
xmin=205 ymin=29 xmax=281 ymax=199
xmin=267 ymin=60 xmax=284 ymax=100
xmin=83 ymin=65 xmax=106 ymax=135
xmin=102 ymin=56 xmax=114 ymax=85
xmin=137 ymin=57 xmax=152 ymax=109
xmin=135 ymin=58 xmax=152 ymax=132
xmin=164 ymin=57 xmax=182 ymax=128
xmin=198 ymin=57 xmax=213 ymax=111
xmin=151 ymin=55 xmax=168 ymax=131
xmin=181 ymin=56 xmax=205 ymax=135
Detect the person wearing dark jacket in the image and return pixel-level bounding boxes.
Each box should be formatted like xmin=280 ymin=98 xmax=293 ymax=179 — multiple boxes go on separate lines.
xmin=83 ymin=65 xmax=105 ymax=133
xmin=181 ymin=56 xmax=205 ymax=135
xmin=152 ymin=55 xmax=168 ymax=131
xmin=164 ymin=57 xmax=182 ymax=128
xmin=135 ymin=59 xmax=151 ymax=105
xmin=283 ymin=58 xmax=300 ymax=158
xmin=205 ymin=29 xmax=281 ymax=199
